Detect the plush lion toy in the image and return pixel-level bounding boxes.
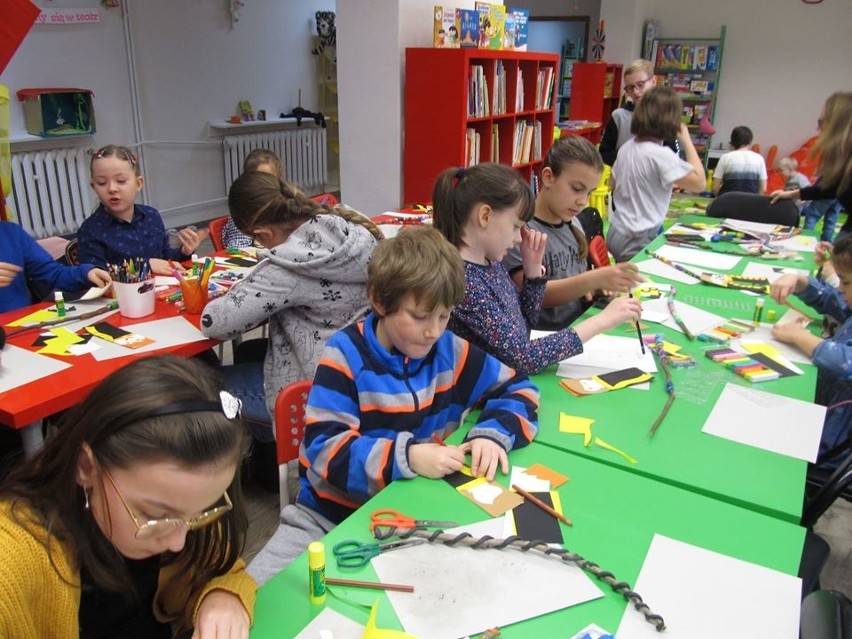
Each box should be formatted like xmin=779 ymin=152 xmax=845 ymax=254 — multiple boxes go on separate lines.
xmin=311 ymin=11 xmax=336 ymax=55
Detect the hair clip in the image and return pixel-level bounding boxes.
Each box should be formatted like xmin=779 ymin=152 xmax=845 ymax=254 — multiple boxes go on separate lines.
xmin=219 ymin=390 xmax=242 ymax=420
xmin=455 ymin=167 xmax=465 ymax=180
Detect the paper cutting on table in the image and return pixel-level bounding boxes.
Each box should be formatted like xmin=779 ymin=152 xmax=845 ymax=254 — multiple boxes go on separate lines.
xmin=616 ymin=534 xmax=801 ymax=639
xmin=506 ymin=490 xmax=565 ymax=544
xmin=559 ymin=413 xmax=593 ymax=446
xmin=293 ymin=607 xmax=365 ymax=639
xmin=7 ymin=308 xmax=56 ymax=327
xmin=701 ymin=383 xmax=825 ymax=462
xmin=36 ymin=327 xmax=85 ymax=356
xmin=86 ymin=322 xmax=155 ymax=349
xmin=371 ymin=526 xmax=604 ymax=639
xmin=594 ymin=437 xmax=638 ymax=464
xmin=525 ymin=463 xmax=569 ymax=488
xmin=444 ymin=467 xmax=523 ymax=517
xmin=509 ymin=466 xmax=551 ymax=492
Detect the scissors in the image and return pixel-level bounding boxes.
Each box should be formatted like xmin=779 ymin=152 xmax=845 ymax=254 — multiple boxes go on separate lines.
xmin=332 ymin=538 xmax=424 ymax=568
xmin=369 ymin=509 xmax=458 ymax=534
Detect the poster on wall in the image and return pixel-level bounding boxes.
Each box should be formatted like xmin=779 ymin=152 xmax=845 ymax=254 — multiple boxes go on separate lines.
xmin=35 ymin=9 xmax=101 ymax=25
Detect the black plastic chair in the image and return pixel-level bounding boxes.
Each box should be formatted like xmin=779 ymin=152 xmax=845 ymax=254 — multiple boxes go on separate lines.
xmin=800 ymin=589 xmax=852 ymax=639
xmin=706 ymin=192 xmax=800 ymax=226
xmin=802 ymin=444 xmax=852 ymax=529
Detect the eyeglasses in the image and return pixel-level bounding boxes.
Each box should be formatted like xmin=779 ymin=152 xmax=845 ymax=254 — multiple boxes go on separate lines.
xmin=624 ymin=78 xmax=651 ymax=94
xmin=102 ymin=467 xmax=232 ymax=540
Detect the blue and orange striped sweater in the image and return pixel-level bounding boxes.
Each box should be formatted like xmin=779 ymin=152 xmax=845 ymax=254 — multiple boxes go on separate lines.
xmin=296 ymin=314 xmax=540 ymax=523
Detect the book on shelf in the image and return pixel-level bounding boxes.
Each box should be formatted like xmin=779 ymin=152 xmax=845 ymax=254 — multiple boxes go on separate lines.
xmin=433 ymin=6 xmax=460 ymax=48
xmin=493 ymin=60 xmax=507 ymax=114
xmin=465 ymin=127 xmax=480 ymax=166
xmin=475 ymin=2 xmax=505 ymax=50
xmin=510 ymin=8 xmax=529 ymax=51
xmin=655 ymin=42 xmax=720 ymax=71
xmin=491 ymin=123 xmax=500 ymax=163
xmin=512 ymin=120 xmax=535 ymax=165
xmin=535 ymin=66 xmax=554 ymax=110
xmin=459 ymin=8 xmax=479 ymax=48
xmin=468 ymin=64 xmax=490 ymax=118
xmin=503 ymin=10 xmax=515 ymax=50
xmin=515 ymin=68 xmax=524 ymax=111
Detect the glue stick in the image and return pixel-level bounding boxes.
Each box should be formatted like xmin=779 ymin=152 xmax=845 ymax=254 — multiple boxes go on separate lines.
xmin=753 ymin=297 xmax=764 ymax=327
xmin=191 ymin=254 xmax=199 ymax=278
xmin=54 ymin=292 xmax=66 ymax=318
xmin=307 ymin=541 xmax=327 ymax=605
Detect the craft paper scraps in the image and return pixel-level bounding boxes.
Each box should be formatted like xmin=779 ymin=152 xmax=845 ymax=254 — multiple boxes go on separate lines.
xmin=86 ymin=321 xmax=155 ymax=349
xmin=594 ymin=437 xmax=638 ymax=464
xmin=36 ymin=327 xmax=85 ymax=356
xmin=364 ymin=600 xmax=418 ymax=639
xmin=559 ymin=413 xmax=593 ymax=446
xmin=7 ymin=308 xmax=56 ymax=327
xmin=509 ymin=466 xmax=551 ymax=492
xmin=293 ymin=607 xmax=365 ymax=639
xmin=444 ymin=467 xmax=523 ymax=517
xmin=506 ymin=490 xmax=565 ymax=544
xmin=525 ymin=463 xmax=569 ymax=488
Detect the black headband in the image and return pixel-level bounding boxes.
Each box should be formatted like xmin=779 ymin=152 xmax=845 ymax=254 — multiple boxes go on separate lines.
xmin=144 ymin=391 xmax=242 ymax=420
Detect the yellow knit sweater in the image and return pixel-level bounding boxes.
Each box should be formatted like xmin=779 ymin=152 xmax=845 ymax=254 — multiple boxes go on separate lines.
xmin=0 ymin=500 xmax=256 ymax=639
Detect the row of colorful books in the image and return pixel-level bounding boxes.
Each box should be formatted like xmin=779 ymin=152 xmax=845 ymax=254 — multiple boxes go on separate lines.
xmin=434 ymin=3 xmax=529 ymax=51
xmin=468 ymin=63 xmax=554 ymax=118
xmin=654 ymin=43 xmax=720 ymax=71
xmin=512 ymin=119 xmax=542 ymax=165
xmin=660 ymin=73 xmax=716 ymax=97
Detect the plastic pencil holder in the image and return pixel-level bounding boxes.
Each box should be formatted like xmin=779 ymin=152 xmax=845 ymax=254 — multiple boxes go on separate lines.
xmin=114 ymin=279 xmax=156 ymax=318
xmin=179 ymin=277 xmax=209 ymax=314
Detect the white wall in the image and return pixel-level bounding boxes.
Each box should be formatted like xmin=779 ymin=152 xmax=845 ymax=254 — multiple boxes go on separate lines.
xmin=2 ymin=0 xmax=330 ymax=227
xmin=601 ymin=0 xmax=852 ymax=159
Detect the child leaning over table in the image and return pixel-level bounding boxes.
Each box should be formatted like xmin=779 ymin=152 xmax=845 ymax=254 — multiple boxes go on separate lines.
xmin=246 ymin=226 xmax=540 ymax=586
xmin=770 ymin=235 xmax=852 ymax=466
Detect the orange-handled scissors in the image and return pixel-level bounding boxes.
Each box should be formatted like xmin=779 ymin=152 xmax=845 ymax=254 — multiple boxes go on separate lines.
xmin=369 ymin=509 xmax=457 ymax=534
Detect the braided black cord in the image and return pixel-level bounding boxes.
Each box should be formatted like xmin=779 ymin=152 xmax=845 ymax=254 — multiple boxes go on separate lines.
xmin=373 ymin=525 xmax=666 ymax=631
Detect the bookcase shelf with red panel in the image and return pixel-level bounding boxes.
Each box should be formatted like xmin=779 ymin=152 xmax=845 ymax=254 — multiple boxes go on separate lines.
xmin=404 ymin=48 xmax=559 ymax=205
xmin=567 ymin=62 xmax=623 ymax=145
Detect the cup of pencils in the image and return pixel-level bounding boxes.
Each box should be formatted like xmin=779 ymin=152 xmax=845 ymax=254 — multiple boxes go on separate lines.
xmin=109 ymin=259 xmax=155 ymax=318
xmin=177 ymin=257 xmax=214 ymax=314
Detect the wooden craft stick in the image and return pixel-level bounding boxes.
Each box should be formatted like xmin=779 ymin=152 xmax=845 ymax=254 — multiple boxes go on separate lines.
xmin=5 ymin=300 xmax=118 ymax=338
xmin=325 ymin=577 xmax=414 ymax=593
xmin=511 ymin=484 xmax=573 ymax=527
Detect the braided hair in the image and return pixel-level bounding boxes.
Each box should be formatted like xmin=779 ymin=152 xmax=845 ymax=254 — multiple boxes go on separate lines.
xmin=227 ymin=171 xmax=382 ymax=240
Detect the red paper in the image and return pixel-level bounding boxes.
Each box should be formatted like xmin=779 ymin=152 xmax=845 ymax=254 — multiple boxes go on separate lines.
xmin=0 ymin=0 xmax=40 ymax=75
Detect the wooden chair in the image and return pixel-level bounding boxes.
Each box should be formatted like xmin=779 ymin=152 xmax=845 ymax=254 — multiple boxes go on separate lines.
xmin=706 ymin=192 xmax=800 ymax=227
xmin=208 ymin=215 xmax=230 ymax=252
xmin=274 ymin=380 xmax=311 ymax=511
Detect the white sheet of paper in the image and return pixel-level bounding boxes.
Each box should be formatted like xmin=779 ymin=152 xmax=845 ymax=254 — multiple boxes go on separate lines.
xmin=89 ymin=316 xmax=209 ymax=362
xmin=509 ymin=466 xmax=551 ymax=492
xmin=78 ymin=284 xmax=112 ymax=301
xmin=154 ymin=275 xmax=179 ymax=286
xmin=731 ymin=324 xmax=813 ymax=365
xmin=666 ymin=223 xmax=717 ymax=240
xmin=721 ymin=218 xmax=785 ymax=235
xmin=702 ymin=383 xmax=825 ymax=462
xmin=558 ymin=334 xmax=657 ymax=374
xmin=771 ymin=235 xmax=817 ymax=253
xmin=616 ymin=535 xmax=801 ymax=639
xmin=641 ymin=298 xmax=725 ymax=336
xmin=640 ymin=309 xmax=669 ymax=324
xmin=635 ymin=259 xmax=700 ymax=285
xmin=293 ymin=608 xmax=365 ymax=639
xmin=0 ymin=344 xmax=72 ymax=393
xmin=741 ymin=263 xmax=809 ymax=284
xmin=655 ymin=243 xmax=742 ymax=270
xmin=371 ymin=526 xmax=603 ymax=639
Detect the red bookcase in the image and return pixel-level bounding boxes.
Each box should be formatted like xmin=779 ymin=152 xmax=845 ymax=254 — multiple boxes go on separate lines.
xmin=404 ymin=48 xmax=559 ymax=205
xmin=568 ymin=62 xmax=622 ymax=144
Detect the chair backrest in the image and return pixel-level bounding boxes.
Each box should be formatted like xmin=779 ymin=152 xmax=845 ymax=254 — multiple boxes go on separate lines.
xmin=274 ymin=380 xmax=312 ymax=465
xmin=800 ymin=589 xmax=852 ymax=639
xmin=575 ymin=207 xmax=610 ymax=268
xmin=311 ymin=192 xmax=339 ymax=207
xmin=801 ymin=445 xmax=852 ymax=529
xmin=588 ymin=236 xmax=611 ymax=268
xmin=208 ymin=215 xmax=229 ymax=252
xmin=765 ymin=144 xmax=778 ymax=171
xmin=706 ymin=192 xmax=800 ymax=227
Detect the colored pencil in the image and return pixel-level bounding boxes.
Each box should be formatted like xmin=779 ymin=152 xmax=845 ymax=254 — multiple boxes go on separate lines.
xmin=431 ymin=433 xmax=447 ymax=447
xmin=325 ymin=577 xmax=414 ymax=593
xmin=629 ymin=292 xmax=646 ymax=354
xmin=511 ymin=484 xmax=573 ymax=526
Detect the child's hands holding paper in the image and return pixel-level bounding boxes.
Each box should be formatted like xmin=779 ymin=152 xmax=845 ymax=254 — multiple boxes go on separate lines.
xmin=409 ymin=441 xmax=466 ymax=479
xmin=466 ymin=438 xmax=508 ymax=481
xmin=87 ymin=268 xmax=112 ymax=289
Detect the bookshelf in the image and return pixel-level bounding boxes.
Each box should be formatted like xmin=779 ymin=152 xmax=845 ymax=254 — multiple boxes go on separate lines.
xmin=651 ymin=26 xmax=726 ymax=168
xmin=557 ymin=39 xmax=582 ymax=122
xmin=404 ymin=48 xmax=559 ymax=205
xmin=566 ymin=62 xmax=622 ymax=145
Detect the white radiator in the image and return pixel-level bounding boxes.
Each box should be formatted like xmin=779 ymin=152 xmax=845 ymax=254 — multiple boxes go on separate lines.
xmin=9 ymin=147 xmax=94 ymax=238
xmin=223 ymin=126 xmax=328 ymax=193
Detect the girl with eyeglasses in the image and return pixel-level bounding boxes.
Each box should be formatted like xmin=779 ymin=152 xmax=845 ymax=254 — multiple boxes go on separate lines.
xmin=0 ymin=355 xmax=255 ymax=639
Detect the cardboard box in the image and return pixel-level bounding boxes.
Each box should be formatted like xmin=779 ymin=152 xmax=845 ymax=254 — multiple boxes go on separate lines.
xmin=16 ymin=88 xmax=95 ymax=137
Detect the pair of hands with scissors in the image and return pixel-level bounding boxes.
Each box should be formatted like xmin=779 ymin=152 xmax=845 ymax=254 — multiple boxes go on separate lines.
xmin=409 ymin=438 xmax=508 ymax=481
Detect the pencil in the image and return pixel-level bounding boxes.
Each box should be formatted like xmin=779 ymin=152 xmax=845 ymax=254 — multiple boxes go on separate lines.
xmin=431 ymin=433 xmax=447 ymax=447
xmin=511 ymin=484 xmax=573 ymax=526
xmin=629 ymin=292 xmax=646 ymax=354
xmin=325 ymin=577 xmax=414 ymax=593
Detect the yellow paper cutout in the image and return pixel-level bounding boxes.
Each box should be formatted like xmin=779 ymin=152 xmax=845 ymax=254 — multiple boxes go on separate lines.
xmin=363 ymin=600 xmax=419 ymax=639
xmin=559 ymin=412 xmax=593 ymax=446
xmin=8 ymin=308 xmax=56 ymax=327
xmin=740 ymin=341 xmax=781 ymax=357
xmin=594 ymin=437 xmax=638 ymax=464
xmin=37 ymin=327 xmax=84 ymax=356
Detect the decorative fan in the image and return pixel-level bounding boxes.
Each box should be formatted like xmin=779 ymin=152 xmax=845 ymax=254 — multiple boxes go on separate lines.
xmin=591 ymin=20 xmax=606 ymax=61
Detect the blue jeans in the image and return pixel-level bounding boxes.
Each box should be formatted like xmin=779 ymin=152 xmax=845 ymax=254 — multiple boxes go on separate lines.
xmin=220 ymin=362 xmax=274 ymax=443
xmin=803 ymin=199 xmax=842 ymax=242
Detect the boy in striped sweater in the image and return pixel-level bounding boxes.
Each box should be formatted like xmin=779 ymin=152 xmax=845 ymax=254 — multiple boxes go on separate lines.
xmin=248 ymin=226 xmax=539 ymax=585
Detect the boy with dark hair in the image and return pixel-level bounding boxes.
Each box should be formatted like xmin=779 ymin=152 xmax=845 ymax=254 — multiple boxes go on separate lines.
xmin=247 ymin=225 xmax=539 ymax=586
xmin=712 ymin=125 xmax=767 ymax=195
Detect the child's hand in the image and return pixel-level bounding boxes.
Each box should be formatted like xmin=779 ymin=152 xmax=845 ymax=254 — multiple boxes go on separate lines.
xmin=771 ymin=318 xmax=809 ymax=344
xmin=179 ymin=226 xmax=208 ymax=255
xmin=597 ymin=295 xmax=642 ymax=330
xmin=770 ymin=189 xmax=797 ymax=204
xmin=519 ymin=225 xmax=547 ymax=279
xmin=594 ymin=263 xmax=644 ymax=295
xmin=814 ymin=241 xmax=833 ymax=267
xmin=0 ymin=262 xmax=23 ymax=288
xmin=770 ymin=273 xmax=806 ymax=304
xmin=87 ymin=268 xmax=112 ymax=288
xmin=192 ymin=590 xmax=250 ymax=639
xmin=149 ymin=258 xmax=180 ymax=276
xmin=409 ymin=442 xmax=466 ymax=479
xmin=465 ymin=438 xmax=508 ymax=481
